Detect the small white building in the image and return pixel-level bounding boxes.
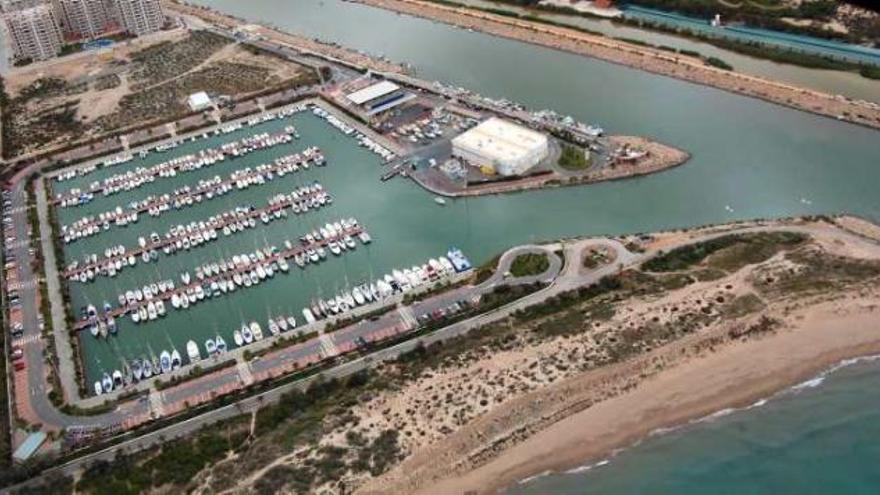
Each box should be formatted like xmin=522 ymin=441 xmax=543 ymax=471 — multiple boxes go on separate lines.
xmin=451 ymin=117 xmax=549 ymax=176
xmin=187 ymin=91 xmax=211 ymax=112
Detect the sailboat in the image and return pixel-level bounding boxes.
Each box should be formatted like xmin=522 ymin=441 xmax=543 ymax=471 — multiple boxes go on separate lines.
xmin=241 ymin=323 xmax=253 ymax=344
xmin=170 ymin=349 xmax=182 ymax=369
xmin=160 ymin=350 xmax=172 ymax=374
xmin=142 ymin=356 xmax=153 ymax=378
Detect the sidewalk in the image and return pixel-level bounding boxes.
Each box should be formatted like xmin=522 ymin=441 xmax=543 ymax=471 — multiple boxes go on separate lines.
xmin=35 ymin=178 xmax=82 ymax=403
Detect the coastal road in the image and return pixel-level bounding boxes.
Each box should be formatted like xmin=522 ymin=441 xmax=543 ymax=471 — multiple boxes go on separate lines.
xmin=5 ymin=171 xmax=151 ymax=431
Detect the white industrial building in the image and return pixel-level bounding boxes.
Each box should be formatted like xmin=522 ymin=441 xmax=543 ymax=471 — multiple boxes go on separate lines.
xmin=451 ymin=117 xmax=549 ymax=176
xmin=187 ymin=91 xmax=211 ymax=111
xmin=345 ymin=80 xmax=414 ymax=115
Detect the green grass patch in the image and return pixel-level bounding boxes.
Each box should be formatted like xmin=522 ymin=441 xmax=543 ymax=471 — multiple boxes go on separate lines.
xmin=557 ymin=144 xmax=591 ymax=171
xmin=509 ymin=252 xmax=550 ymax=277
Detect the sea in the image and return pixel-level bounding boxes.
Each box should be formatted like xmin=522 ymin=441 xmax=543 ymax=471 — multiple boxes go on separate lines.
xmin=508 ymin=356 xmax=880 ymax=494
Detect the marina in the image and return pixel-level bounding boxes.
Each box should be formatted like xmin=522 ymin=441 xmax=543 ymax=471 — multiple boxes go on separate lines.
xmin=27 ymin=0 xmax=878 ymax=403
xmin=46 ymin=87 xmax=880 ymax=394
xmin=59 ymin=147 xmax=324 ymax=242
xmin=85 ymin=243 xmax=471 ymax=396
xmin=47 ymin=101 xmax=478 ymax=392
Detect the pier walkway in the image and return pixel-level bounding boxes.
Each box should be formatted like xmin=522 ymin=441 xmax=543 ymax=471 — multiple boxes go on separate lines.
xmin=53 ymin=129 xmax=297 ymax=206
xmin=72 ymin=224 xmax=367 ymax=331
xmin=60 ymin=149 xmax=324 ymax=238
xmin=62 ymin=185 xmax=332 ymax=280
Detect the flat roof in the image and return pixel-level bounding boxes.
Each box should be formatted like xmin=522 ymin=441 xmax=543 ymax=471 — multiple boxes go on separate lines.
xmin=13 ymin=431 xmax=46 ymax=462
xmin=346 ymin=81 xmax=401 ymax=105
xmin=452 ymin=117 xmax=547 ymax=162
xmin=187 ymin=91 xmax=211 ymax=106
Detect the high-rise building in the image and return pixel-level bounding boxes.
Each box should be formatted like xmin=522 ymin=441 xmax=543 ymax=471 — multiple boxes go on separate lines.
xmin=2 ymin=3 xmax=63 ymax=61
xmin=113 ymin=0 xmax=162 ymax=37
xmin=53 ymin=0 xmax=115 ymax=40
xmin=0 ymin=0 xmax=45 ymax=14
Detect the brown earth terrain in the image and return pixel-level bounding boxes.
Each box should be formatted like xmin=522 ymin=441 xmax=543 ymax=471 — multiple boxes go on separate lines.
xmin=2 ymin=29 xmax=314 ymax=159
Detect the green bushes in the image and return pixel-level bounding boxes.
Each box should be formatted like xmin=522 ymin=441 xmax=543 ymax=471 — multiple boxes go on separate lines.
xmin=76 ymin=418 xmax=249 ymax=494
xmin=509 ymin=253 xmax=550 ymax=277
xmin=642 ymin=232 xmax=807 ymax=272
xmin=705 ymin=56 xmax=734 ymax=70
xmin=557 ymin=144 xmax=591 ymax=171
xmin=860 ymin=66 xmax=880 ymax=80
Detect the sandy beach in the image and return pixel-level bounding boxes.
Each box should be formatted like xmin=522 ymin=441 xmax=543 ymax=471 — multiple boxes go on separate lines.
xmin=347 ymin=221 xmax=880 ymax=495
xmin=417 ymin=303 xmax=880 ymax=494
xmin=353 ymin=0 xmax=880 ymax=130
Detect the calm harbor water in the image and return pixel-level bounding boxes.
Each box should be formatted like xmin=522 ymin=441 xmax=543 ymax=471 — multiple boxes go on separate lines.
xmin=57 ymin=0 xmax=880 ymax=489
xmin=508 ymin=357 xmax=880 ymax=495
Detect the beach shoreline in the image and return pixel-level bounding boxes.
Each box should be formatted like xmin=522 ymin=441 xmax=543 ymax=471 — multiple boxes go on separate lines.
xmin=351 ymin=0 xmax=880 ymax=131
xmin=413 ymin=303 xmax=880 ymax=494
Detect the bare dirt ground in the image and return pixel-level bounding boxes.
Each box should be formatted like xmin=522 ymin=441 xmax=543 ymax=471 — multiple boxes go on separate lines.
xmin=2 ymin=29 xmax=311 ymax=157
xmin=5 ymin=29 xmax=188 ymax=96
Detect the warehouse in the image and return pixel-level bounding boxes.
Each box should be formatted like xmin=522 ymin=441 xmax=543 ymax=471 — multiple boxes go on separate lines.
xmin=451 ymin=117 xmax=549 ymax=176
xmin=346 ymin=80 xmax=413 ymax=115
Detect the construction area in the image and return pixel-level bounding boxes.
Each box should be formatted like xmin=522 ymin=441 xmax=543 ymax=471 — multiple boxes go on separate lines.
xmin=1 ymin=28 xmax=318 ymax=159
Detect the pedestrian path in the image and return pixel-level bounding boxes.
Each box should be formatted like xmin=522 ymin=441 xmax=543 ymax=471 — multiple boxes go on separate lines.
xmin=398 ymin=306 xmax=418 ymax=330
xmin=17 ymin=333 xmax=41 ymax=345
xmin=149 ymin=388 xmax=165 ymax=417
xmin=318 ymin=333 xmax=339 ymax=358
xmin=236 ymin=358 xmax=254 ymax=386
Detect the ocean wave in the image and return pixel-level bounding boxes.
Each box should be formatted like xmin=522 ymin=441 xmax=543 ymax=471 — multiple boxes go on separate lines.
xmin=786 ymin=353 xmax=880 ymax=395
xmin=564 ymin=459 xmax=610 ymax=475
xmin=517 ymin=470 xmax=553 ymax=485
xmin=790 ymin=376 xmax=826 ymax=391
